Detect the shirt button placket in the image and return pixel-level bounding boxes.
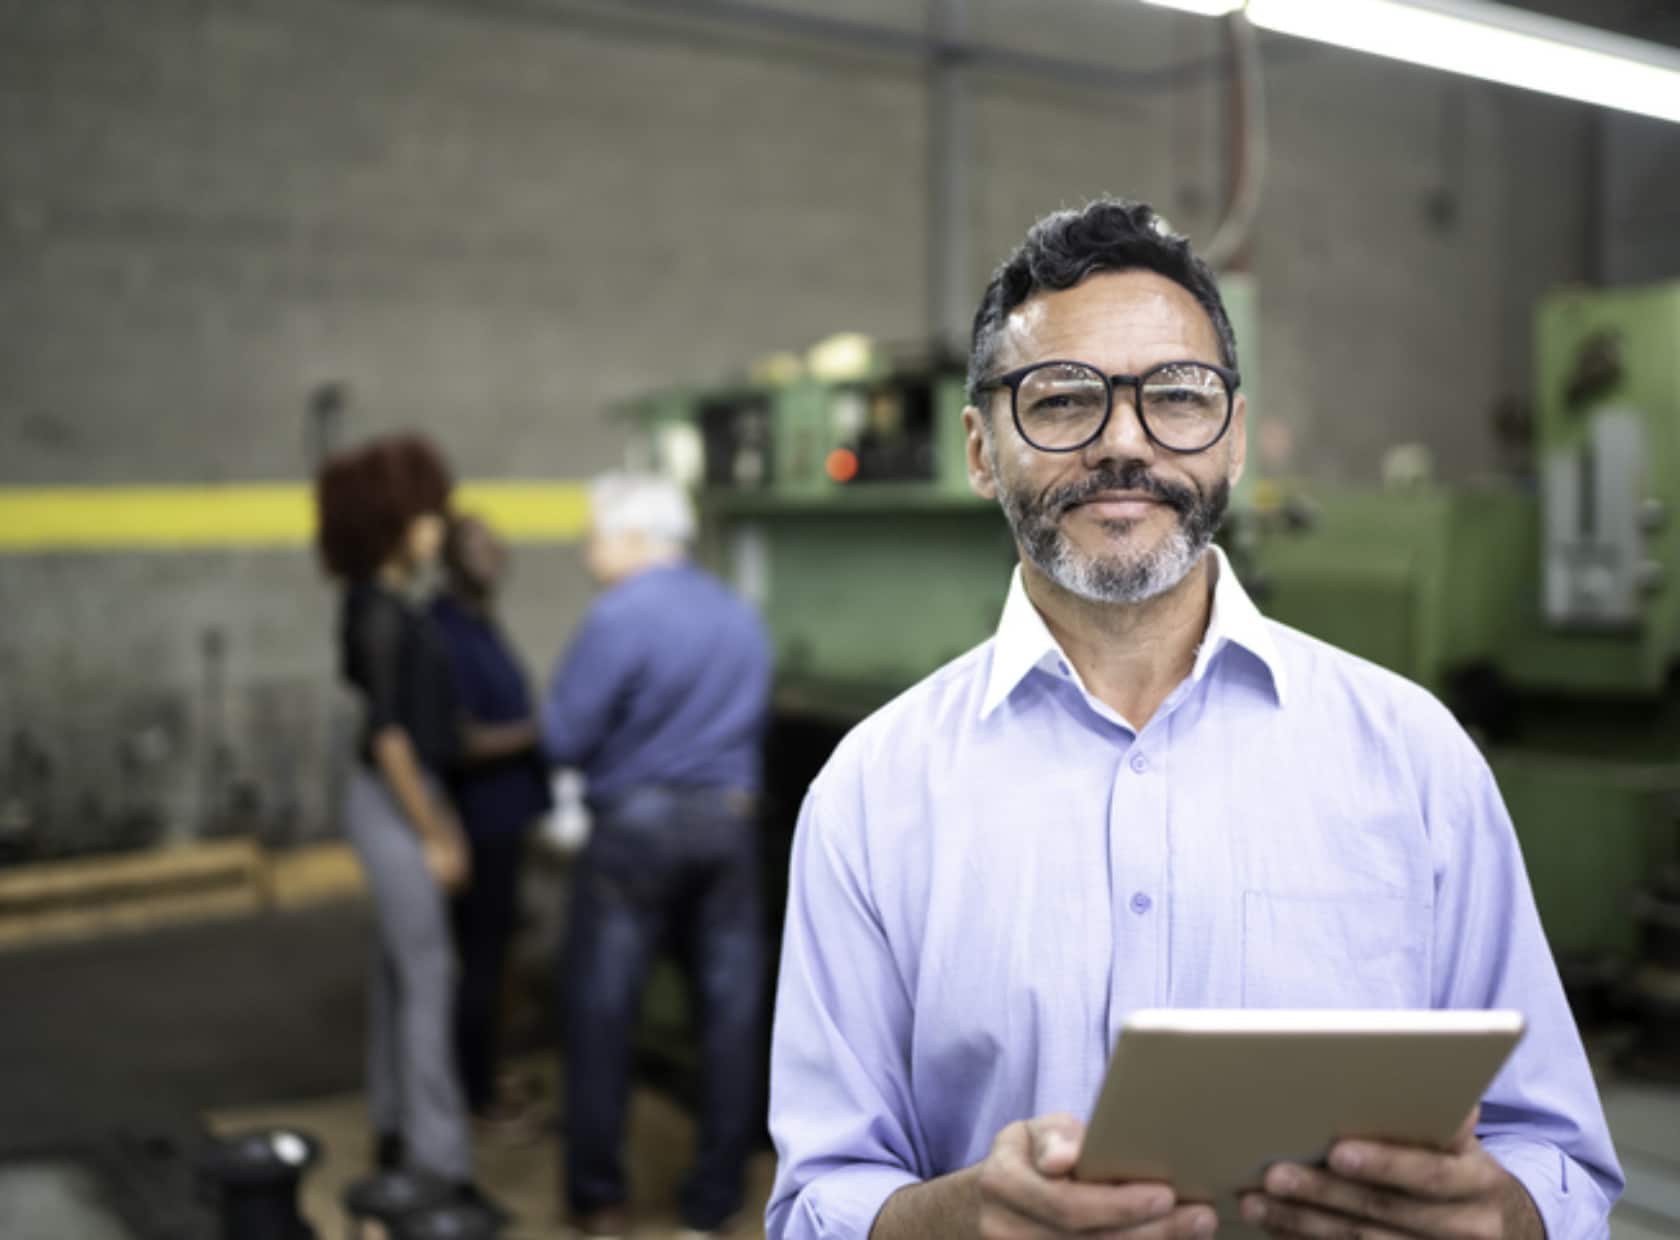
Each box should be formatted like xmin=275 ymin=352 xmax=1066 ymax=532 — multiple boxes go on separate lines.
xmin=1114 ymin=740 xmax=1168 ymax=1021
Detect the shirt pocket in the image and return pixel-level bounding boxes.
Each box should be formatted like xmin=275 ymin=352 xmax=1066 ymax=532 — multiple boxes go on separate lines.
xmin=1242 ymin=891 xmax=1429 ymax=1009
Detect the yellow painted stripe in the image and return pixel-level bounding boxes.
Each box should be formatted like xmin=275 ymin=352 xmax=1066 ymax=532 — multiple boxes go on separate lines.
xmin=0 ymin=482 xmax=590 ymax=551
xmin=455 ymin=481 xmax=592 ymax=543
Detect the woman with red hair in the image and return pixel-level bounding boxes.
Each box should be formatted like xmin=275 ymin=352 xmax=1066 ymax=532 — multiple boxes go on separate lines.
xmin=316 ymin=433 xmax=478 ymax=1196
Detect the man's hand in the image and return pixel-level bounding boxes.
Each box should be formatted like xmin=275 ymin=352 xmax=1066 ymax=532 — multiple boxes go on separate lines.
xmin=1239 ymin=1108 xmax=1543 ymax=1239
xmin=975 ymin=1113 xmax=1217 ymax=1239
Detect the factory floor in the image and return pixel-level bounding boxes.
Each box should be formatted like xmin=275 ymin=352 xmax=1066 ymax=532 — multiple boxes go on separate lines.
xmin=207 ymin=1059 xmax=778 ymax=1238
xmin=0 ymin=895 xmax=778 ymax=1238
xmin=0 ymin=898 xmax=1676 ymax=1238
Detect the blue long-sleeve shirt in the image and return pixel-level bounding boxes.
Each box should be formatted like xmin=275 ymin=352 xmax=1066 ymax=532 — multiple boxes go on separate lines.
xmin=768 ymin=548 xmax=1622 ymax=1240
xmin=542 ymin=562 xmax=772 ymax=803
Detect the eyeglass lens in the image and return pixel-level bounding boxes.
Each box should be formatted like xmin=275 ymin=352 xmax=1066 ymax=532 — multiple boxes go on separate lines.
xmin=1014 ymin=361 xmax=1229 ymax=451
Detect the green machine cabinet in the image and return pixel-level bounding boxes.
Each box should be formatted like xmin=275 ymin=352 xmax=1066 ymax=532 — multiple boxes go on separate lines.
xmin=1250 ymin=486 xmax=1536 ymax=697
xmin=1493 ymin=752 xmax=1674 ymax=960
xmin=1251 ymin=282 xmax=1680 ymax=969
xmin=1523 ymin=281 xmax=1680 ymax=696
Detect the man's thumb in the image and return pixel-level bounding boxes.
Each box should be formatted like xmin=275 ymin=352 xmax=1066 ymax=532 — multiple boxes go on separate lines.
xmin=1028 ymin=1115 xmax=1082 ymax=1175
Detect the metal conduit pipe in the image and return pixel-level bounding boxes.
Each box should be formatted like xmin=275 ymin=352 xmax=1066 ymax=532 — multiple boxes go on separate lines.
xmin=386 ymin=0 xmax=1304 ymax=97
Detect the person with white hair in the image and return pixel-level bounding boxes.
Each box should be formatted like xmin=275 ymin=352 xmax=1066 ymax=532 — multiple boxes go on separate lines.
xmin=544 ymin=471 xmax=774 ymax=1240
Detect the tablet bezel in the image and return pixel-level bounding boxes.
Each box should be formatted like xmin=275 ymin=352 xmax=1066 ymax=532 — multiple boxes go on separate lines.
xmin=1073 ymin=1008 xmax=1526 ymax=1227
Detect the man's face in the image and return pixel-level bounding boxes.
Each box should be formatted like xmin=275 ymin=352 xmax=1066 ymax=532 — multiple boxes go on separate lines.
xmin=963 ymin=270 xmax=1246 ymax=605
xmin=584 ymin=525 xmax=638 ymax=586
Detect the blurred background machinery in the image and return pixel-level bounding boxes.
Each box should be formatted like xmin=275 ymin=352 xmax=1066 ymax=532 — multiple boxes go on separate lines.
xmin=628 ymin=277 xmax=1680 ymax=1072
xmin=1258 ymin=280 xmax=1680 ymax=1070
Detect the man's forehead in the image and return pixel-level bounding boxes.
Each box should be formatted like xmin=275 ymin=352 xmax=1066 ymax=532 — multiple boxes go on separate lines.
xmin=997 ymin=270 xmax=1220 ymax=365
xmin=1003 ymin=294 xmax=1052 ymax=341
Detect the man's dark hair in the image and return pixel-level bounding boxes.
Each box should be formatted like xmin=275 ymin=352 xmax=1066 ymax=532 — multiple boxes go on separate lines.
xmin=967 ymin=198 xmax=1238 ymax=407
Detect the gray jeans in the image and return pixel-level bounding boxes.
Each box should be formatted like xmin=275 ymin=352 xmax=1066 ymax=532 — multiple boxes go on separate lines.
xmin=343 ymin=766 xmax=472 ymax=1181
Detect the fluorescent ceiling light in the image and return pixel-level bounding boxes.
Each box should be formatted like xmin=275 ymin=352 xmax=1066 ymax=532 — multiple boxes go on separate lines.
xmin=1137 ymin=0 xmax=1680 ymax=125
xmin=1137 ymin=0 xmax=1242 ymax=14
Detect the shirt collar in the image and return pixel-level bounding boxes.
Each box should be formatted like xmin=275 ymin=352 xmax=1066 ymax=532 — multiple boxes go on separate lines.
xmin=978 ymin=545 xmax=1287 ymax=721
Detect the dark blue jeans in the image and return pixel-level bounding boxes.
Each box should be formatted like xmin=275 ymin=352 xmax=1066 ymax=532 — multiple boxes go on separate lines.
xmin=561 ymin=785 xmax=764 ymax=1230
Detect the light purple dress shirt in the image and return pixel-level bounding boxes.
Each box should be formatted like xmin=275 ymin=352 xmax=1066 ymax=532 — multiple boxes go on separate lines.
xmin=767 ymin=549 xmax=1622 ymax=1239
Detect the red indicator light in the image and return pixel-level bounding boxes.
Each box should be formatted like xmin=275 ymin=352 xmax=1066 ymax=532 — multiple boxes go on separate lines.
xmin=825 ymin=448 xmax=860 ymax=484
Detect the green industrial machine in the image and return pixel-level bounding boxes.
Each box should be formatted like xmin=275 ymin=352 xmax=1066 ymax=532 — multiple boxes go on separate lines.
xmin=1255 ymin=282 xmax=1680 ymax=972
xmin=1255 ymin=282 xmax=1679 ymax=700
xmin=621 ymin=279 xmax=1678 ymax=1056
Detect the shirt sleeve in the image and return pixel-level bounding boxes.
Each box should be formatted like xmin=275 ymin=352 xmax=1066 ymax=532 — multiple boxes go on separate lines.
xmin=541 ymin=600 xmax=637 ymax=769
xmin=1426 ymin=728 xmax=1624 ymax=1236
xmin=353 ymin=593 xmax=406 ymax=736
xmin=766 ymin=779 xmax=923 ymax=1240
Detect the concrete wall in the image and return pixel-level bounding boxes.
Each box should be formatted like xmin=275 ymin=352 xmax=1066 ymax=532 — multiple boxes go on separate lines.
xmin=1603 ymin=112 xmax=1680 ymax=285
xmin=0 ymin=0 xmax=1671 ymax=849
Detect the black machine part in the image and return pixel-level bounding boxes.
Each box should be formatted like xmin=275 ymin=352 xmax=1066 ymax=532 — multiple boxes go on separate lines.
xmin=197 ymin=1128 xmax=320 ymax=1240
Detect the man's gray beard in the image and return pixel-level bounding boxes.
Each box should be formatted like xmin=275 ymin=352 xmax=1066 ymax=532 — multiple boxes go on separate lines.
xmin=992 ymin=449 xmax=1229 ymax=605
xmin=1018 ymin=507 xmax=1204 ymax=604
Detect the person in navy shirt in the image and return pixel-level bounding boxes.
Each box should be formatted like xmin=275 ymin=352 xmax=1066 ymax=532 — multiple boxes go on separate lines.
xmin=430 ymin=513 xmax=551 ymax=1127
xmin=543 ymin=472 xmax=773 ymax=1240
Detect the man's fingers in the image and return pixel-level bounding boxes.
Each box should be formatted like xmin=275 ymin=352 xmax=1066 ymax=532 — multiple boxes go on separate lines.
xmin=983 ymin=1198 xmax=1213 ymax=1240
xmin=1255 ymin=1157 xmax=1508 ymax=1237
xmin=1101 ymin=1203 xmax=1219 ymax=1239
xmin=1257 ymin=1163 xmax=1453 ymax=1234
xmin=1241 ymin=1191 xmax=1412 ymax=1239
xmin=1322 ymin=1136 xmax=1502 ymax=1200
xmin=980 ymin=1130 xmax=1175 ymax=1232
xmin=983 ymin=1118 xmax=1215 ymax=1235
xmin=983 ymin=1159 xmax=1178 ymax=1232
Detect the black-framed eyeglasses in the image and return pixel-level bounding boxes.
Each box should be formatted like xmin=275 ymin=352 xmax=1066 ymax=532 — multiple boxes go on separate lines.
xmin=974 ymin=359 xmax=1240 ymax=454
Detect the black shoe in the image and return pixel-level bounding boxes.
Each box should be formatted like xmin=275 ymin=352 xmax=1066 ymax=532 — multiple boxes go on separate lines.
xmin=452 ymin=1181 xmax=513 ymax=1226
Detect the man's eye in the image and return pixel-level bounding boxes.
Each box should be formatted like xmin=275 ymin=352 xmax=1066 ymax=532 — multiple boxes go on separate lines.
xmin=1149 ymin=386 xmax=1214 ymax=408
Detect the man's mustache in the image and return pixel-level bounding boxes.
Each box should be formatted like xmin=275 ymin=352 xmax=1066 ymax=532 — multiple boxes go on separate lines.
xmin=1045 ymin=463 xmax=1197 ymax=518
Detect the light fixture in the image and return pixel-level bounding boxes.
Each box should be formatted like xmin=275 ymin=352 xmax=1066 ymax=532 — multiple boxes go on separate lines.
xmin=1136 ymin=0 xmax=1680 ymax=126
xmin=1137 ymin=0 xmax=1242 ymax=15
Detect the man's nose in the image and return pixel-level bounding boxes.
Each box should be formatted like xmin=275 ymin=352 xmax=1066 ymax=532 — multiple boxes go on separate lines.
xmin=1080 ymin=384 xmax=1155 ymax=469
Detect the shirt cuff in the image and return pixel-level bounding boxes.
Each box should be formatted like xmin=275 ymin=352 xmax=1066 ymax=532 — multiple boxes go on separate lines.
xmin=1482 ymin=1135 xmax=1612 ymax=1239
xmin=775 ymin=1163 xmax=923 ymax=1240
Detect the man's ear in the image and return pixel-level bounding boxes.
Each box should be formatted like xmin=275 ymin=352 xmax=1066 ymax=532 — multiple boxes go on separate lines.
xmin=963 ymin=405 xmax=998 ymax=500
xmin=1226 ymin=392 xmax=1248 ymax=489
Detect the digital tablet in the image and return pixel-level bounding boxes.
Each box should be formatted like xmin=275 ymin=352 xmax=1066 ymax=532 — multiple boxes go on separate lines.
xmin=1074 ymin=1009 xmax=1525 ymax=1234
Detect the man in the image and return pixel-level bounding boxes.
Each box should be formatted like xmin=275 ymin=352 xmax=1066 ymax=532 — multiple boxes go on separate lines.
xmin=431 ymin=513 xmax=552 ymax=1129
xmin=767 ymin=200 xmax=1622 ymax=1239
xmin=545 ymin=472 xmax=774 ymax=1239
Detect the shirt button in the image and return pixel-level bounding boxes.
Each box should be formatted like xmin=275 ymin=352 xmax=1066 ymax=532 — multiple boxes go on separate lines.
xmin=1058 ymin=660 xmax=1070 ymax=676
xmin=1130 ymin=752 xmax=1150 ymax=773
xmin=1130 ymin=891 xmax=1153 ymax=914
